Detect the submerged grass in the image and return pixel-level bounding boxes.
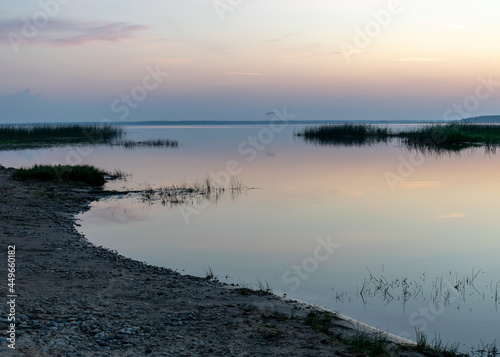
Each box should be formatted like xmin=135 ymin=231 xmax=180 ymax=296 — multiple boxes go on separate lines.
xmin=12 ymin=164 xmax=109 ymax=186
xmin=296 ymin=122 xmax=500 ymax=153
xmin=142 ymin=175 xmax=247 ymax=206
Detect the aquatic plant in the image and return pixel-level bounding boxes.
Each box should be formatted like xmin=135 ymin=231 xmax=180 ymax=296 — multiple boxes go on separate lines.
xmin=141 ymin=175 xmax=248 ymax=206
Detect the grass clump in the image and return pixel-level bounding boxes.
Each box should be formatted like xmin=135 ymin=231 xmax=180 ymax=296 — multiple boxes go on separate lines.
xmin=204 ymin=266 xmax=215 ymax=280
xmin=304 ymin=310 xmax=337 ymax=333
xmin=235 ymin=281 xmax=272 ymax=296
xmin=12 ymin=164 xmax=109 ymax=187
xmin=349 ymin=330 xmax=391 ymax=357
xmin=415 ymin=329 xmax=467 ymax=357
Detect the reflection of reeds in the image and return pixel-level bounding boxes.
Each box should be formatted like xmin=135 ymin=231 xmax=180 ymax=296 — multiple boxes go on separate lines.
xmin=119 ymin=139 xmax=179 ymax=149
xmin=354 ymin=268 xmax=499 ymax=315
xmin=141 ymin=175 xmax=247 ymax=206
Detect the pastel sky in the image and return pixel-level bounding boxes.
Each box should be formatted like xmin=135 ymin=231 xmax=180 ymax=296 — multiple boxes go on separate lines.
xmin=1 ymin=0 xmax=500 ymax=123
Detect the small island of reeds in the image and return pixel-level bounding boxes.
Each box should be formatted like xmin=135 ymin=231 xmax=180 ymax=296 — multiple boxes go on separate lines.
xmin=295 ymin=122 xmax=500 ymax=152
xmin=0 ymin=124 xmax=178 ymax=150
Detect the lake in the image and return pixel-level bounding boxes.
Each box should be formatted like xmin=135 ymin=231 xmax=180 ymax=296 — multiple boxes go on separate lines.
xmin=2 ymin=123 xmax=499 ymax=352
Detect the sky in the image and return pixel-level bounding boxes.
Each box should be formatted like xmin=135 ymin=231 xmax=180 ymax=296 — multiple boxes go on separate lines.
xmin=1 ymin=0 xmax=500 ymax=123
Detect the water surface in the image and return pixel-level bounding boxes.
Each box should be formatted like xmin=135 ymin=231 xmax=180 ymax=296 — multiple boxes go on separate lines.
xmin=2 ymin=124 xmax=499 ymax=351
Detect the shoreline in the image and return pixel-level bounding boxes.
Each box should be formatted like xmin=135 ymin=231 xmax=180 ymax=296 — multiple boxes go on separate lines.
xmin=0 ymin=165 xmax=427 ymax=356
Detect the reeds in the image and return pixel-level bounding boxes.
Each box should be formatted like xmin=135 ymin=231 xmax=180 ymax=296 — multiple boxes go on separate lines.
xmin=141 ymin=175 xmax=247 ymax=206
xmin=0 ymin=124 xmax=122 ymax=147
xmin=0 ymin=123 xmax=179 ymax=150
xmin=296 ymin=122 xmax=500 ymax=153
xmin=348 ymin=330 xmax=390 ymax=357
xmin=415 ymin=329 xmax=465 ymax=356
xmin=295 ymin=123 xmax=391 ymax=146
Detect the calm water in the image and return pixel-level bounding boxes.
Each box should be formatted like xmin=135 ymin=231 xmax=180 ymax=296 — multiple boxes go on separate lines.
xmin=2 ymin=124 xmax=499 ymax=351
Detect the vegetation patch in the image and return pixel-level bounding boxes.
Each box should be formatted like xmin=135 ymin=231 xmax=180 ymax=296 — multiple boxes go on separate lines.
xmin=0 ymin=124 xmax=122 ymax=150
xmin=303 ymin=310 xmax=337 ymax=333
xmin=12 ymin=164 xmax=110 ymax=187
xmin=348 ymin=330 xmax=391 ymax=357
xmin=296 ymin=123 xmax=391 ymax=146
xmin=296 ymin=122 xmax=500 ymax=153
xmin=0 ymin=124 xmax=179 ymax=150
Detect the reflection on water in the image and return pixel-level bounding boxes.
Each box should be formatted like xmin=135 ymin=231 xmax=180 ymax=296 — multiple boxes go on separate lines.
xmin=296 ymin=128 xmax=497 ymax=156
xmin=1 ymin=124 xmax=499 ymax=352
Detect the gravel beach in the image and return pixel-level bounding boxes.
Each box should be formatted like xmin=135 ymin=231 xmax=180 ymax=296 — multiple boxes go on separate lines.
xmin=0 ymin=166 xmax=429 ymax=357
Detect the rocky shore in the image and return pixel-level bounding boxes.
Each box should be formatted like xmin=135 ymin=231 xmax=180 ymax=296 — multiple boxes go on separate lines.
xmin=0 ymin=166 xmax=428 ymax=357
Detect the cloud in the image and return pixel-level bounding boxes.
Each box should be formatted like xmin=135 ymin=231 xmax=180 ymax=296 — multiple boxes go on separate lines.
xmin=0 ymin=18 xmax=146 ymax=47
xmin=435 ymin=213 xmax=465 ymax=219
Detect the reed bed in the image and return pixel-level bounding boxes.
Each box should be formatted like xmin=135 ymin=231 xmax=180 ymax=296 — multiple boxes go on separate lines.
xmin=0 ymin=124 xmax=122 ymax=145
xmin=296 ymin=123 xmax=391 ymax=146
xmin=296 ymin=122 xmax=500 ymax=153
xmin=0 ymin=123 xmax=179 ymax=150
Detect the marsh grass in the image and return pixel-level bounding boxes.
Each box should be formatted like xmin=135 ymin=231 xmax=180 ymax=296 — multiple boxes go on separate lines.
xmin=141 ymin=175 xmax=248 ymax=206
xmin=296 ymin=123 xmax=391 ymax=146
xmin=296 ymin=122 xmax=500 ymax=153
xmin=204 ymin=266 xmax=215 ymax=280
xmin=256 ymin=279 xmax=272 ymax=295
xmin=236 ymin=281 xmax=272 ymax=296
xmin=348 ymin=331 xmax=390 ymax=357
xmin=0 ymin=124 xmax=123 ymax=150
xmin=416 ymin=330 xmax=467 ymax=357
xmin=0 ymin=123 xmax=179 ymax=150
xmin=472 ymin=341 xmax=499 ymax=357
xmin=304 ymin=310 xmax=335 ymax=333
xmin=12 ymin=164 xmax=109 ymax=186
